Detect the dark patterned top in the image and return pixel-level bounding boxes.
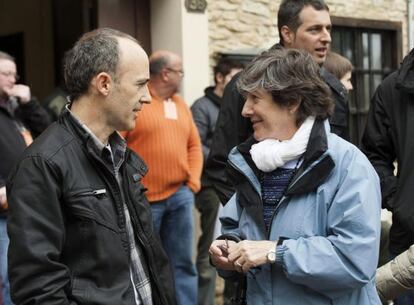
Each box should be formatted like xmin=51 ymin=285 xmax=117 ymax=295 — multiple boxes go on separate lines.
xmin=261 ymin=167 xmax=296 ymax=232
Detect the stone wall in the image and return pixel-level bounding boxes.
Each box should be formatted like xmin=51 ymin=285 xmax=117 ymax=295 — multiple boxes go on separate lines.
xmin=208 ymin=0 xmax=279 ymax=57
xmin=207 ymin=0 xmax=410 ymax=61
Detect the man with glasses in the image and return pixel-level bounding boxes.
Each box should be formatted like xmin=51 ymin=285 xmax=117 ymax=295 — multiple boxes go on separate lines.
xmin=123 ymin=50 xmax=202 ymax=305
xmin=0 ymin=50 xmax=51 ymax=305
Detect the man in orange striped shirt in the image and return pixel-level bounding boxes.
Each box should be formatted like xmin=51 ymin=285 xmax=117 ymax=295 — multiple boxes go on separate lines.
xmin=123 ymin=50 xmax=203 ymax=305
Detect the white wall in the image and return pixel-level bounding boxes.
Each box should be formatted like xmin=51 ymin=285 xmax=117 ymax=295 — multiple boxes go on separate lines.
xmin=150 ymin=0 xmax=210 ymax=105
xmin=150 ymin=0 xmax=183 ymax=54
xmin=181 ymin=1 xmax=210 ymax=104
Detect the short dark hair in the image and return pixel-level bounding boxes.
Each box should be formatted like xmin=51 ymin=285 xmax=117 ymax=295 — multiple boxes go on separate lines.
xmin=213 ymin=58 xmax=244 ymax=85
xmin=323 ymin=52 xmax=353 ymax=80
xmin=0 ymin=51 xmax=15 ymax=62
xmin=237 ymin=48 xmax=333 ymax=126
xmin=149 ymin=55 xmax=169 ymax=76
xmin=278 ymin=0 xmax=329 ymax=45
xmin=64 ymin=28 xmax=138 ymax=101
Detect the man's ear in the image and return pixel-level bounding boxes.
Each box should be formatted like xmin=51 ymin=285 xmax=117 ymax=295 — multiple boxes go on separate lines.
xmin=161 ymin=68 xmax=170 ymax=82
xmin=93 ymin=72 xmax=113 ymax=96
xmin=280 ymin=25 xmax=295 ymax=47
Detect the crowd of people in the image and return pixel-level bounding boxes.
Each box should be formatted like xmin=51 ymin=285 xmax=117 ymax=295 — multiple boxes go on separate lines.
xmin=1 ymin=0 xmax=414 ymax=305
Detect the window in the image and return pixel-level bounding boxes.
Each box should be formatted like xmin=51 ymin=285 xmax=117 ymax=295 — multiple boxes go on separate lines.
xmin=330 ymin=18 xmax=401 ymax=146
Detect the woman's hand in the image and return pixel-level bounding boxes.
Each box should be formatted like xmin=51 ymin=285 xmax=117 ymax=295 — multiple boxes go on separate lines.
xmin=209 ymin=239 xmax=237 ymax=270
xmin=227 ymin=240 xmax=277 ymax=273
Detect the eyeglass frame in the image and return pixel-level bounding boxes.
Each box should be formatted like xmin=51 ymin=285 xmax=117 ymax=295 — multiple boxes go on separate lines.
xmin=0 ymin=71 xmax=20 ymax=81
xmin=165 ymin=67 xmax=184 ymax=77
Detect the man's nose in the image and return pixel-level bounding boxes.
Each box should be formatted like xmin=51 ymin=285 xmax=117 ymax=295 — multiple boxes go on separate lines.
xmin=320 ymin=27 xmax=332 ymax=43
xmin=141 ymin=85 xmax=151 ymax=104
xmin=321 ymin=28 xmax=331 ymax=43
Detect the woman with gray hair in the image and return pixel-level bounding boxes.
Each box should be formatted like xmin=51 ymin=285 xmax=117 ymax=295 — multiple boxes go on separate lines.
xmin=209 ymin=49 xmax=382 ymax=305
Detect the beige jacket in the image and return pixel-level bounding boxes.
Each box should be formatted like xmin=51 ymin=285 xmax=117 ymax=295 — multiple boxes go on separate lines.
xmin=376 ymin=245 xmax=414 ymax=302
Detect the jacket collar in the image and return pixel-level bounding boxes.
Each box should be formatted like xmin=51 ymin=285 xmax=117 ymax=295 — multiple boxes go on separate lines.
xmin=286 ymin=120 xmax=335 ymax=196
xmin=58 ymin=107 xmax=148 ymax=176
xmin=320 ymin=67 xmax=348 ymax=99
xmin=230 ymin=119 xmax=335 ymax=196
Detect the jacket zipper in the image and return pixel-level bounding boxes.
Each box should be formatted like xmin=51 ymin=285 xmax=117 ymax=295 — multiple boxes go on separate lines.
xmin=72 ymin=189 xmax=107 ymax=198
xmin=88 ymin=154 xmax=158 ymax=304
xmin=229 ymin=152 xmax=329 ymax=240
xmin=265 ymin=155 xmax=331 ymax=239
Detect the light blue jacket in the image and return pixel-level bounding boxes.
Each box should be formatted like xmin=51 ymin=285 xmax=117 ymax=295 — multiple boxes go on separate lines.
xmin=219 ymin=120 xmax=382 ymax=305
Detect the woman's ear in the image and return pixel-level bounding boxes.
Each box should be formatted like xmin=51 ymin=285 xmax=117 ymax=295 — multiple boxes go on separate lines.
xmin=288 ymin=100 xmax=301 ymax=115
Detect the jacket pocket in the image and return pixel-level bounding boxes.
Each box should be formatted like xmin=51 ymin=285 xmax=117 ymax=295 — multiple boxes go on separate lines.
xmin=64 ymin=188 xmax=119 ymax=233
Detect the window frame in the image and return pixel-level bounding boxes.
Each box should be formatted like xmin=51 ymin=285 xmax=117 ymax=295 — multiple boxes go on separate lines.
xmin=330 ymin=17 xmax=402 ymax=146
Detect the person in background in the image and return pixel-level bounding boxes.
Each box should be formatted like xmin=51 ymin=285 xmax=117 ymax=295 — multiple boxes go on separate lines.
xmin=209 ymin=48 xmax=382 ymax=305
xmin=323 ymin=51 xmax=353 ymax=92
xmin=123 ymin=50 xmax=202 ymax=305
xmin=191 ymin=57 xmax=242 ymax=305
xmin=6 ymin=28 xmax=176 ymax=305
xmin=362 ymin=48 xmax=414 ymax=305
xmin=0 ymin=50 xmax=51 ymax=305
xmin=376 ymin=244 xmax=414 ymax=303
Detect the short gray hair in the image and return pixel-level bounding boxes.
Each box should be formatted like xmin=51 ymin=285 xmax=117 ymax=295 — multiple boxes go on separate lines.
xmin=237 ymin=48 xmax=333 ymax=125
xmin=64 ymin=28 xmax=138 ymax=101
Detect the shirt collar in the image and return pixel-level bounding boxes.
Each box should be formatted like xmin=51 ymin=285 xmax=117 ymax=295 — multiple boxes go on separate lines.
xmin=65 ymin=104 xmax=127 ymax=167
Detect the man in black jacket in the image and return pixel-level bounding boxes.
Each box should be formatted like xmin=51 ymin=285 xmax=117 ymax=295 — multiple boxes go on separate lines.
xmin=362 ymin=48 xmax=414 ymax=305
xmin=191 ymin=58 xmax=242 ymax=305
xmin=205 ymin=0 xmax=349 ymax=204
xmin=0 ymin=50 xmax=51 ymax=305
xmin=7 ymin=28 xmax=176 ymax=305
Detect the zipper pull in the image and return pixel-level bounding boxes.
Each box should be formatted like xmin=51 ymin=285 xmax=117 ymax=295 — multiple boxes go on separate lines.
xmin=92 ymin=189 xmax=107 ymax=196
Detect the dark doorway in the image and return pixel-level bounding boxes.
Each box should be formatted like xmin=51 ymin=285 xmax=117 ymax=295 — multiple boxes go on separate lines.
xmin=52 ymin=0 xmax=98 ymax=87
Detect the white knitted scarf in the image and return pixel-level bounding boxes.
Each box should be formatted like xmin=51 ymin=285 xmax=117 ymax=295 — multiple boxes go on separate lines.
xmin=250 ymin=116 xmax=315 ymax=172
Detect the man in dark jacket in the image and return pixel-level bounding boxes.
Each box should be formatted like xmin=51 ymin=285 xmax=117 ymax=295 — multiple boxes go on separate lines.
xmin=7 ymin=28 xmax=176 ymax=305
xmin=362 ymin=48 xmax=414 ymax=305
xmin=205 ymin=0 xmax=349 ymax=204
xmin=0 ymin=50 xmax=51 ymax=305
xmin=191 ymin=58 xmax=242 ymax=305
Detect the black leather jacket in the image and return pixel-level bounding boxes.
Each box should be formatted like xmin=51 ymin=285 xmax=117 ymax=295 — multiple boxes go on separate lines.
xmin=7 ymin=109 xmax=176 ymax=305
